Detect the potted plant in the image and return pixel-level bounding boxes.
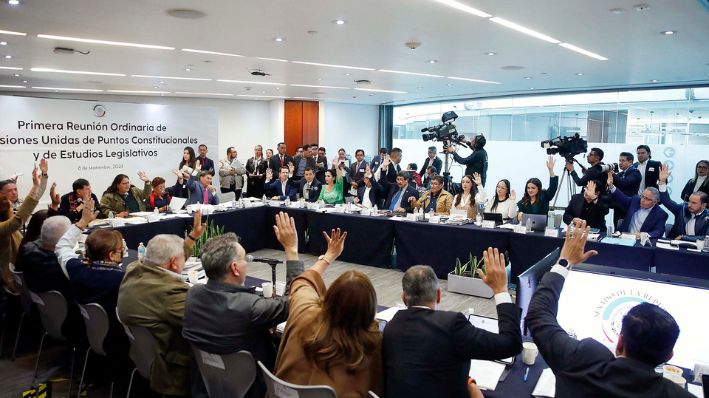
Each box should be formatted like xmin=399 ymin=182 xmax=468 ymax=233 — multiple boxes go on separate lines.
xmin=190 ymin=220 xmax=225 ymax=258
xmin=447 ymin=253 xmax=493 ymax=298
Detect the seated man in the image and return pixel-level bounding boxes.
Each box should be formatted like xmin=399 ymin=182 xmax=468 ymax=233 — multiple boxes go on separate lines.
xmin=117 ymin=213 xmax=206 ymax=397
xmin=526 ymin=220 xmax=693 ymax=398
xmin=186 ymin=170 xmax=219 ymax=206
xmin=354 ymin=169 xmax=383 ymax=209
xmin=183 ymin=212 xmax=303 ymax=398
xmin=383 ymin=252 xmax=521 ymax=398
xmin=606 ymin=172 xmax=668 ymax=238
xmin=379 ymin=170 xmax=419 ymax=213
xmin=562 ymin=180 xmax=609 ymax=232
xmin=411 ymin=175 xmax=453 ymax=214
xmin=59 ymin=178 xmax=102 ymax=223
xmin=264 ymin=166 xmax=297 ymax=201
xmin=658 ymin=165 xmax=709 ymax=240
xmin=296 ymin=167 xmax=322 ymax=202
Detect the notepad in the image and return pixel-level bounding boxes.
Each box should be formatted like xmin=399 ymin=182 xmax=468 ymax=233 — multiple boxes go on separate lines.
xmin=375 ymin=307 xmax=400 ymax=322
xmin=469 ymin=359 xmax=506 ymax=390
xmin=532 ymin=368 xmax=556 ymax=398
xmin=600 ymin=236 xmax=637 ymax=247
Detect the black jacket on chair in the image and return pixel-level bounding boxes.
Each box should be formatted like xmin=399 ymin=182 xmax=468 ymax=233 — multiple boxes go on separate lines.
xmin=383 ymin=304 xmax=521 ymax=398
xmin=526 ymin=271 xmax=693 ymax=398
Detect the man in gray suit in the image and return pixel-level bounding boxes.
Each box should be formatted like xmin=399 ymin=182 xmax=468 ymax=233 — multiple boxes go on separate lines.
xmin=183 ymin=211 xmax=304 ymax=398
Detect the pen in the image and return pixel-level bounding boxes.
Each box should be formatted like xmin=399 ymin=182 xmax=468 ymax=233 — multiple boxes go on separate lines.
xmin=523 ymin=367 xmax=530 ymax=382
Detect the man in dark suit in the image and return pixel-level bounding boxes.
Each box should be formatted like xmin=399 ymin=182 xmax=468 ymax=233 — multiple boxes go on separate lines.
xmin=354 ymin=173 xmax=383 ymax=208
xmin=264 ymin=166 xmax=297 ymax=201
xmin=382 ymin=147 xmax=404 ymax=184
xmin=370 ymin=147 xmax=388 ymax=174
xmin=658 ymin=165 xmax=709 ymax=240
xmin=183 ymin=224 xmax=303 ymax=398
xmin=383 ymin=250 xmax=522 ymax=398
xmin=607 ymin=173 xmax=668 ymax=238
xmin=563 ymin=180 xmax=609 ymax=232
xmin=566 ymin=147 xmax=608 ymax=193
xmin=419 ymin=146 xmax=442 ymax=182
xmin=269 ymin=142 xmax=294 ymax=173
xmin=297 ymin=167 xmax=322 ymax=202
xmin=308 ymin=144 xmax=327 ymax=184
xmin=197 ymin=144 xmax=216 ymax=176
xmin=347 ymin=149 xmax=369 ymax=189
xmin=634 ymin=145 xmax=661 ymax=193
xmin=380 ymin=170 xmax=418 ymax=213
xmin=611 ymin=152 xmax=642 ymax=227
xmin=526 ymin=220 xmax=693 ymax=398
xmin=186 ymin=171 xmax=220 ymax=205
xmin=291 ymin=146 xmax=317 ymax=182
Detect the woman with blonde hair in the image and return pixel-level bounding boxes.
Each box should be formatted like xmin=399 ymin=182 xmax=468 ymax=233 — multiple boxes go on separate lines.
xmin=274 ymin=212 xmax=382 ymax=397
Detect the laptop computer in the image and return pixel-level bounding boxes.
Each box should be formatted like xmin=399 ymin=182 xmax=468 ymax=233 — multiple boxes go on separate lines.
xmin=521 ymin=214 xmax=547 ymax=232
xmin=482 ymin=212 xmax=504 ymax=225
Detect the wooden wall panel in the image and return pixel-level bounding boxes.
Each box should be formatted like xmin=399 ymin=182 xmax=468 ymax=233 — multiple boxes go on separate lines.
xmin=284 ymin=100 xmax=303 ymax=155
xmin=302 ymin=101 xmax=320 ymax=146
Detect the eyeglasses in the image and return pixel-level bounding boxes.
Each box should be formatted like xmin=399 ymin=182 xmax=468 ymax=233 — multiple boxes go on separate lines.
xmin=697 ymin=165 xmax=708 ymax=170
xmin=640 ymin=195 xmax=656 ymax=201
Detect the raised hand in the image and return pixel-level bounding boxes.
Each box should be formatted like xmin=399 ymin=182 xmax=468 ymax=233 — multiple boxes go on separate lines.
xmin=288 ymin=162 xmax=295 ymax=174
xmin=586 ymin=180 xmax=597 ymax=199
xmin=473 ymin=172 xmax=482 ymax=186
xmin=194 ymin=160 xmax=202 ymax=172
xmin=190 ymin=210 xmax=207 ymax=239
xmin=39 ymin=158 xmax=48 ymax=174
xmin=659 ymin=163 xmax=670 ymax=183
xmin=50 ymin=183 xmax=60 ymax=208
xmin=323 ymin=228 xmax=347 ymax=261
xmin=510 ymin=189 xmax=517 ymax=201
xmin=266 ymin=168 xmax=273 ymax=181
xmin=606 ymin=170 xmax=614 ymax=188
xmin=559 ymin=220 xmax=598 ymax=265
xmin=76 ymin=198 xmax=98 ymax=229
xmin=479 ymin=247 xmax=508 ymax=294
xmin=137 ymin=170 xmax=149 ymax=182
xmin=273 ymin=211 xmax=298 ymax=259
xmin=547 ymin=156 xmax=556 ymax=175
xmin=31 ymin=164 xmax=41 ymax=187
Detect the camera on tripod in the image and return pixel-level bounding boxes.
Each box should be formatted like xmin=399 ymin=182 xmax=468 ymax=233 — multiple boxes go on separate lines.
xmin=540 ymin=133 xmax=588 ymax=161
xmin=421 ymin=111 xmax=469 ymax=148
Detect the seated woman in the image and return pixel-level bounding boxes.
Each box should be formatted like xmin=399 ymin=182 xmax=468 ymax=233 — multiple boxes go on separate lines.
xmin=477 ymin=179 xmax=517 ymax=220
xmin=59 ymin=178 xmax=102 ymax=223
xmin=1 ymin=160 xmax=48 ymax=293
xmin=275 ymin=228 xmax=383 ymax=397
xmin=406 ymin=163 xmax=422 ymax=188
xmin=100 ymin=171 xmax=152 ymax=218
xmin=452 ymin=174 xmax=486 ymax=219
xmin=411 ymin=175 xmax=453 ymax=214
xmin=517 ymin=156 xmax=558 ymax=221
xmin=145 ymin=176 xmax=172 ymax=212
xmin=56 ymin=200 xmax=129 ymax=358
xmin=318 ymin=168 xmax=345 ymax=205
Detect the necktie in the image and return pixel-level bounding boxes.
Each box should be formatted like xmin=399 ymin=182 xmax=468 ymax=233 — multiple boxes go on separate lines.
xmin=280 ymin=155 xmax=284 ymax=167
xmin=389 ymin=189 xmax=403 ymax=211
xmin=203 ymin=187 xmax=209 ymax=204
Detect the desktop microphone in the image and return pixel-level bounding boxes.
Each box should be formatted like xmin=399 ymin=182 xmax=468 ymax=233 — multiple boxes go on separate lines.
xmin=246 ymin=255 xmax=282 ymax=264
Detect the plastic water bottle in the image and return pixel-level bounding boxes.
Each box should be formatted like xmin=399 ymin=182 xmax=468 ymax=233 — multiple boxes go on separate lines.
xmin=122 ymin=239 xmax=128 ymax=257
xmin=525 ymin=217 xmax=533 ymax=233
xmin=137 ymin=242 xmax=146 ymax=261
xmin=108 ymin=210 xmax=114 ymax=219
xmin=262 ymin=194 xmax=267 ymax=204
xmin=154 ymin=207 xmax=159 ymax=216
xmin=373 ymin=205 xmax=378 ymax=212
xmin=285 ymin=197 xmax=291 ymax=206
xmin=428 ymin=209 xmax=434 ymax=221
xmin=704 ymin=235 xmax=709 ymax=252
xmin=547 ymin=211 xmax=555 ymax=229
xmin=476 ymin=212 xmax=483 ymax=225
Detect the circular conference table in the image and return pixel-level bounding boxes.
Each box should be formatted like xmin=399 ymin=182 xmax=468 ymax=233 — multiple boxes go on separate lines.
xmin=111 ymin=205 xmax=709 ymax=282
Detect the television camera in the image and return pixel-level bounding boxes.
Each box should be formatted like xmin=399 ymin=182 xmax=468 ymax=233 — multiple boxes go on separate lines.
xmin=421 ymin=111 xmax=470 ymax=149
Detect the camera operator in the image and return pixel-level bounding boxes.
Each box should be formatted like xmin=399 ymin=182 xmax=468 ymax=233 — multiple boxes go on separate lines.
xmin=565 ymin=147 xmax=607 ymax=192
xmin=444 ymin=135 xmax=488 ymax=186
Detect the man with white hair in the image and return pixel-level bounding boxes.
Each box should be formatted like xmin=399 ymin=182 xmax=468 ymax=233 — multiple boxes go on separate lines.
xmin=117 ymin=212 xmax=206 ymax=397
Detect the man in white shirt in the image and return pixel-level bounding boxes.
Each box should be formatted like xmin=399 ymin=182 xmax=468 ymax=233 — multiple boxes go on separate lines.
xmin=658 ymin=164 xmax=709 ymax=240
xmin=354 ymin=171 xmax=382 ymax=209
xmin=219 ymin=147 xmax=247 ymax=199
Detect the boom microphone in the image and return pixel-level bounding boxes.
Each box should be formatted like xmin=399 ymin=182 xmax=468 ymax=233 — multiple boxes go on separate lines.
xmin=246 ymin=255 xmax=282 ymax=264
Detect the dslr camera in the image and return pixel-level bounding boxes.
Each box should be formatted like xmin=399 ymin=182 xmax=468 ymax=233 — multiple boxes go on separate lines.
xmin=540 ymin=133 xmax=588 ymax=161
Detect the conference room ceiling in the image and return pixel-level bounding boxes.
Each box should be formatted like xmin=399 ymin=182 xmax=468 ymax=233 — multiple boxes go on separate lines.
xmin=1 ymin=0 xmax=708 ymax=105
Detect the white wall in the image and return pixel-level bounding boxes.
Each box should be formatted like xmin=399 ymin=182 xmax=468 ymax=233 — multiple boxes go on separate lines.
xmin=319 ymin=102 xmax=379 ymax=160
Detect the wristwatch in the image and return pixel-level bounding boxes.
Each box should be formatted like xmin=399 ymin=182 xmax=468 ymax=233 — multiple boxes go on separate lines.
xmin=558 ymin=258 xmax=570 ymax=268
xmin=318 ymin=255 xmax=332 ymax=265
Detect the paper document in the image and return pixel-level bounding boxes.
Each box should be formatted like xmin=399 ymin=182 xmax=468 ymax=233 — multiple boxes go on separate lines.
xmin=276 ymin=321 xmax=287 ymax=334
xmin=469 ymin=359 xmax=506 ymax=390
xmin=601 ymin=237 xmax=637 ymax=247
xmin=376 ymin=307 xmax=400 ymax=322
xmin=168 ymin=196 xmax=187 ymax=210
xmin=656 ymin=242 xmax=679 ymax=251
xmin=532 ymin=368 xmax=556 ymax=398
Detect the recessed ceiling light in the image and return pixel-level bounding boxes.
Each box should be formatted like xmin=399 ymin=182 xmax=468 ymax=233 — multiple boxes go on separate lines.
xmin=217 ymin=79 xmax=286 ymax=86
xmin=0 ymin=66 xmax=22 ymax=70
xmin=261 ymin=90 xmax=267 ymax=94
xmin=13 ymin=73 xmax=20 ymax=77
xmin=159 ymin=81 xmax=166 ymax=84
xmin=4 ymin=55 xmax=12 ymax=59
xmin=428 ymin=59 xmax=438 ymax=64
xmin=184 ymin=67 xmax=191 ymax=72
xmin=634 ymin=3 xmax=650 ymax=11
xmin=290 ymin=84 xmax=351 ymax=89
xmin=292 ymin=61 xmax=375 ymax=71
xmin=609 ymin=8 xmax=625 ymax=14
xmin=575 ymin=72 xmax=584 ymax=76
xmin=524 ymin=76 xmax=532 ymax=80
xmin=0 ymin=84 xmax=25 ymax=88
xmin=32 ymin=86 xmax=103 ymax=92
xmin=344 ymin=73 xmax=352 ymax=76
xmin=660 ymin=30 xmax=676 ymax=35
xmin=317 ymin=78 xmax=323 ymax=81
xmin=31 ymin=67 xmax=125 ymax=76
xmin=165 ymin=8 xmax=206 ymax=19
xmin=446 ymin=83 xmax=453 ymax=87
xmin=37 ymin=34 xmax=174 ymax=50
xmin=651 ymin=79 xmax=659 ymax=83
xmin=432 ymin=0 xmax=491 ymax=18
xmin=8 ymin=0 xmax=20 ymax=5
xmin=0 ymin=42 xmax=6 ymax=46
xmin=485 ymin=52 xmax=497 ymax=56
xmin=333 ymin=19 xmax=346 ymax=25
xmin=529 ymin=87 xmax=535 ymax=90
xmin=153 ymin=86 xmax=159 ymax=89
xmin=182 ymin=48 xmax=244 ymax=57
xmin=354 ymin=88 xmax=407 ymax=94
xmin=107 ymin=90 xmax=171 ymax=94
xmin=174 ymin=92 xmax=234 ymax=96
xmin=132 ymin=74 xmax=211 ymax=81
xmin=255 ymin=57 xmax=289 ymax=63
xmin=274 ymin=37 xmax=285 ymax=42
xmin=0 ymin=30 xmax=26 ymax=36
xmin=558 ymin=42 xmax=608 ymax=61
xmin=489 ymin=17 xmax=560 ymax=44
xmin=237 ymin=94 xmax=289 ymax=99
xmin=379 ymin=69 xmax=444 ymax=78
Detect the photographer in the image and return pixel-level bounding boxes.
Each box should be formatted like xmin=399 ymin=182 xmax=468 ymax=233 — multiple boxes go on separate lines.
xmin=565 ymin=147 xmax=607 ymax=192
xmin=444 ymin=135 xmax=488 ymax=186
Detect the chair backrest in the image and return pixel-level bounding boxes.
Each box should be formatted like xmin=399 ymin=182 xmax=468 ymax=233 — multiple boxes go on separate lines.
xmin=191 ymin=346 xmax=256 ymax=398
xmin=34 ymin=290 xmax=68 ymax=340
xmin=257 ymin=360 xmax=337 ymax=398
xmin=10 ymin=269 xmax=33 ymax=314
xmin=115 ymin=309 xmax=157 ymax=379
xmin=78 ymin=303 xmax=110 ymax=356
xmin=218 ymin=191 xmax=235 ymax=203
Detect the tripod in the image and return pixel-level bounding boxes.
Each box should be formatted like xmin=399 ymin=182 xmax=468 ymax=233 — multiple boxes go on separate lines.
xmin=551 ymin=156 xmax=583 ymax=209
xmin=441 ymin=150 xmax=456 ymax=194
